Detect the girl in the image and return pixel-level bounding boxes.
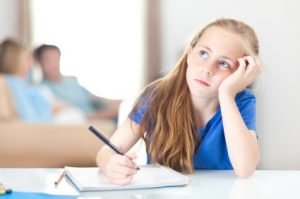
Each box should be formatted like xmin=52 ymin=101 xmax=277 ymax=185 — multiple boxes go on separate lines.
xmin=96 ymin=18 xmax=262 ymax=184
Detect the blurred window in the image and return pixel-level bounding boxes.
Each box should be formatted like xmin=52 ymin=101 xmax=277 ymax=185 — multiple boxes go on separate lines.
xmin=31 ymin=0 xmax=146 ymax=99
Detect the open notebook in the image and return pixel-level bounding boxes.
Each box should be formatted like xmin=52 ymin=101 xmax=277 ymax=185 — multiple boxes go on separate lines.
xmin=64 ymin=165 xmax=190 ymax=191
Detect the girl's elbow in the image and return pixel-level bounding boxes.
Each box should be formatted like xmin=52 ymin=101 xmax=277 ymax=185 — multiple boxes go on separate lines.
xmin=234 ymin=160 xmax=259 ymax=178
xmin=234 ymin=153 xmax=260 ymax=178
xmin=234 ymin=168 xmax=255 ymax=178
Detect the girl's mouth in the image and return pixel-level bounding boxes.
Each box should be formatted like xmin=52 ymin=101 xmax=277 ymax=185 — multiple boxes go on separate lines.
xmin=195 ymin=79 xmax=210 ymax=87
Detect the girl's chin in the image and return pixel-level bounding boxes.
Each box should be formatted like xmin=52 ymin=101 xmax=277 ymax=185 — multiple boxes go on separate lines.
xmin=189 ymin=88 xmax=218 ymax=98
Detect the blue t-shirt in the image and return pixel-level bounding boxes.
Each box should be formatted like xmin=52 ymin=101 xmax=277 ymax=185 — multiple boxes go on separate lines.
xmin=129 ymin=89 xmax=256 ymax=170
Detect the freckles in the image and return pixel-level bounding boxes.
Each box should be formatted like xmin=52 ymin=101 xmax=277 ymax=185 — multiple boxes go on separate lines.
xmin=216 ymin=72 xmax=231 ymax=82
xmin=223 ymin=73 xmax=232 ymax=80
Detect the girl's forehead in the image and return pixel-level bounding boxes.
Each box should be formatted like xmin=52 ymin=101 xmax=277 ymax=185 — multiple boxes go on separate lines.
xmin=196 ymin=27 xmax=245 ymax=58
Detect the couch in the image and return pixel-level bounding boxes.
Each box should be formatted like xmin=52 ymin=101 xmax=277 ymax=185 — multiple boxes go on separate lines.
xmin=0 ymin=121 xmax=115 ymax=167
xmin=0 ymin=75 xmax=116 ymax=167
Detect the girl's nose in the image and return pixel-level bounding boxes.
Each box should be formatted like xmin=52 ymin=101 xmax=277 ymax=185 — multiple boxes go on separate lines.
xmin=201 ymin=62 xmax=214 ymax=76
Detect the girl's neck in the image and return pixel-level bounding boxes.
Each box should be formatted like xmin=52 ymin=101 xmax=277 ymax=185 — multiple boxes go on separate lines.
xmin=191 ymin=95 xmax=219 ymax=129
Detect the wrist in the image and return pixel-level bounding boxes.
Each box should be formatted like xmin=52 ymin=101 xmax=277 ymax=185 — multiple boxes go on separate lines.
xmin=97 ymin=147 xmax=113 ymax=170
xmin=218 ymin=90 xmax=235 ymax=103
xmin=218 ymin=86 xmax=236 ymax=97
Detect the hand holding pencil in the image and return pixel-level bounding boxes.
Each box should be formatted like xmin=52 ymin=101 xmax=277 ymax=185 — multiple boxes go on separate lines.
xmin=89 ymin=126 xmax=139 ymax=185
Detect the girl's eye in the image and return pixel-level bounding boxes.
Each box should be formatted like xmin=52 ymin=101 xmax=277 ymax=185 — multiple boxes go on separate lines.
xmin=199 ymin=50 xmax=209 ymax=59
xmin=218 ymin=60 xmax=230 ymax=69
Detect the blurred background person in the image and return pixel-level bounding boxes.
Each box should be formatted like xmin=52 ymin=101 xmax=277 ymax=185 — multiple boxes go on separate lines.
xmin=0 ymin=38 xmax=86 ymax=123
xmin=34 ymin=44 xmax=121 ymax=122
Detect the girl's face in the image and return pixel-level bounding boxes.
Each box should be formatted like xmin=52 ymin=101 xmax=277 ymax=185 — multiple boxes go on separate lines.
xmin=186 ymin=26 xmax=245 ymax=99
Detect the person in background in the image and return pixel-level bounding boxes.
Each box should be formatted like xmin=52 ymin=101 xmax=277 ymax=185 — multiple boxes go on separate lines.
xmin=0 ymin=39 xmax=86 ymax=123
xmin=96 ymin=18 xmax=262 ymax=185
xmin=34 ymin=44 xmax=121 ymax=122
xmin=0 ymin=39 xmax=53 ymax=122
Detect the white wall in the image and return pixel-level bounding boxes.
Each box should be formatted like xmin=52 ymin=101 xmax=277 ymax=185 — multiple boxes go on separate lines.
xmin=159 ymin=0 xmax=300 ymax=169
xmin=0 ymin=0 xmax=19 ymax=40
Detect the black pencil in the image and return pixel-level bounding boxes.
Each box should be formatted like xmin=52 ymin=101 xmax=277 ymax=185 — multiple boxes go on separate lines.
xmin=88 ymin=126 xmax=140 ymax=170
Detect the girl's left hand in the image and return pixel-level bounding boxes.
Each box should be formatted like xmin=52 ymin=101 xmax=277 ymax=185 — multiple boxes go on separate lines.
xmin=218 ymin=56 xmax=262 ymax=97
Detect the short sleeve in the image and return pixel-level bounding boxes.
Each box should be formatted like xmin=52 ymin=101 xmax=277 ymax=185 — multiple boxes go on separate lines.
xmin=235 ymin=89 xmax=256 ymax=131
xmin=129 ymin=97 xmax=149 ymax=124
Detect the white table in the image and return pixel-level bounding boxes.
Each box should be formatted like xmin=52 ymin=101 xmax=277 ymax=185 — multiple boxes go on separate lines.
xmin=0 ymin=168 xmax=299 ymax=199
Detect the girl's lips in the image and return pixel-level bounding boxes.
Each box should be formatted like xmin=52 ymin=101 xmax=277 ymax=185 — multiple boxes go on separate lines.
xmin=195 ymin=79 xmax=210 ymax=87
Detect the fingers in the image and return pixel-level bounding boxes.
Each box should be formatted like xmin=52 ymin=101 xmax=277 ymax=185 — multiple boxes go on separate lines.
xmin=109 ymin=155 xmax=138 ymax=174
xmin=237 ymin=58 xmax=247 ymax=72
xmin=106 ymin=166 xmax=136 ymax=180
xmin=219 ymin=55 xmax=262 ymax=96
xmin=125 ymin=152 xmax=138 ymax=160
xmin=237 ymin=56 xmax=262 ymax=84
xmin=112 ymin=154 xmax=138 ymax=169
xmin=103 ymin=153 xmax=138 ymax=185
xmin=242 ymin=56 xmax=262 ymax=72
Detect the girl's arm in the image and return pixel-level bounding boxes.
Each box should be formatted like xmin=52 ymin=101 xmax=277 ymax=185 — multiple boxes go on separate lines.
xmin=96 ymin=118 xmax=141 ymax=184
xmin=218 ymin=56 xmax=262 ymax=178
xmin=219 ymin=93 xmax=260 ymax=178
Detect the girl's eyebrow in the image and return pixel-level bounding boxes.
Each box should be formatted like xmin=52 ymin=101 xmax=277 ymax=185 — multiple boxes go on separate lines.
xmin=197 ymin=44 xmax=212 ymax=52
xmin=220 ymin=56 xmax=234 ymax=63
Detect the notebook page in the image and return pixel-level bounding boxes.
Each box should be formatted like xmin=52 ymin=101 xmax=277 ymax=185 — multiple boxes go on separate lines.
xmin=65 ymin=165 xmax=189 ymax=191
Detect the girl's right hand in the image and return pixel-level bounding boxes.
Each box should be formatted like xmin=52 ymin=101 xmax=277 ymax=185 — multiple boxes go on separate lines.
xmin=218 ymin=56 xmax=262 ymax=97
xmin=101 ymin=152 xmax=138 ymax=185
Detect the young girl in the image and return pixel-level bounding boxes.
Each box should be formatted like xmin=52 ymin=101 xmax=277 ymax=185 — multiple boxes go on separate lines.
xmin=96 ymin=18 xmax=262 ymax=184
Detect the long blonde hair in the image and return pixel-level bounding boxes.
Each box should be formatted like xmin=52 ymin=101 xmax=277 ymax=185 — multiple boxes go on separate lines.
xmin=131 ymin=18 xmax=259 ymax=173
